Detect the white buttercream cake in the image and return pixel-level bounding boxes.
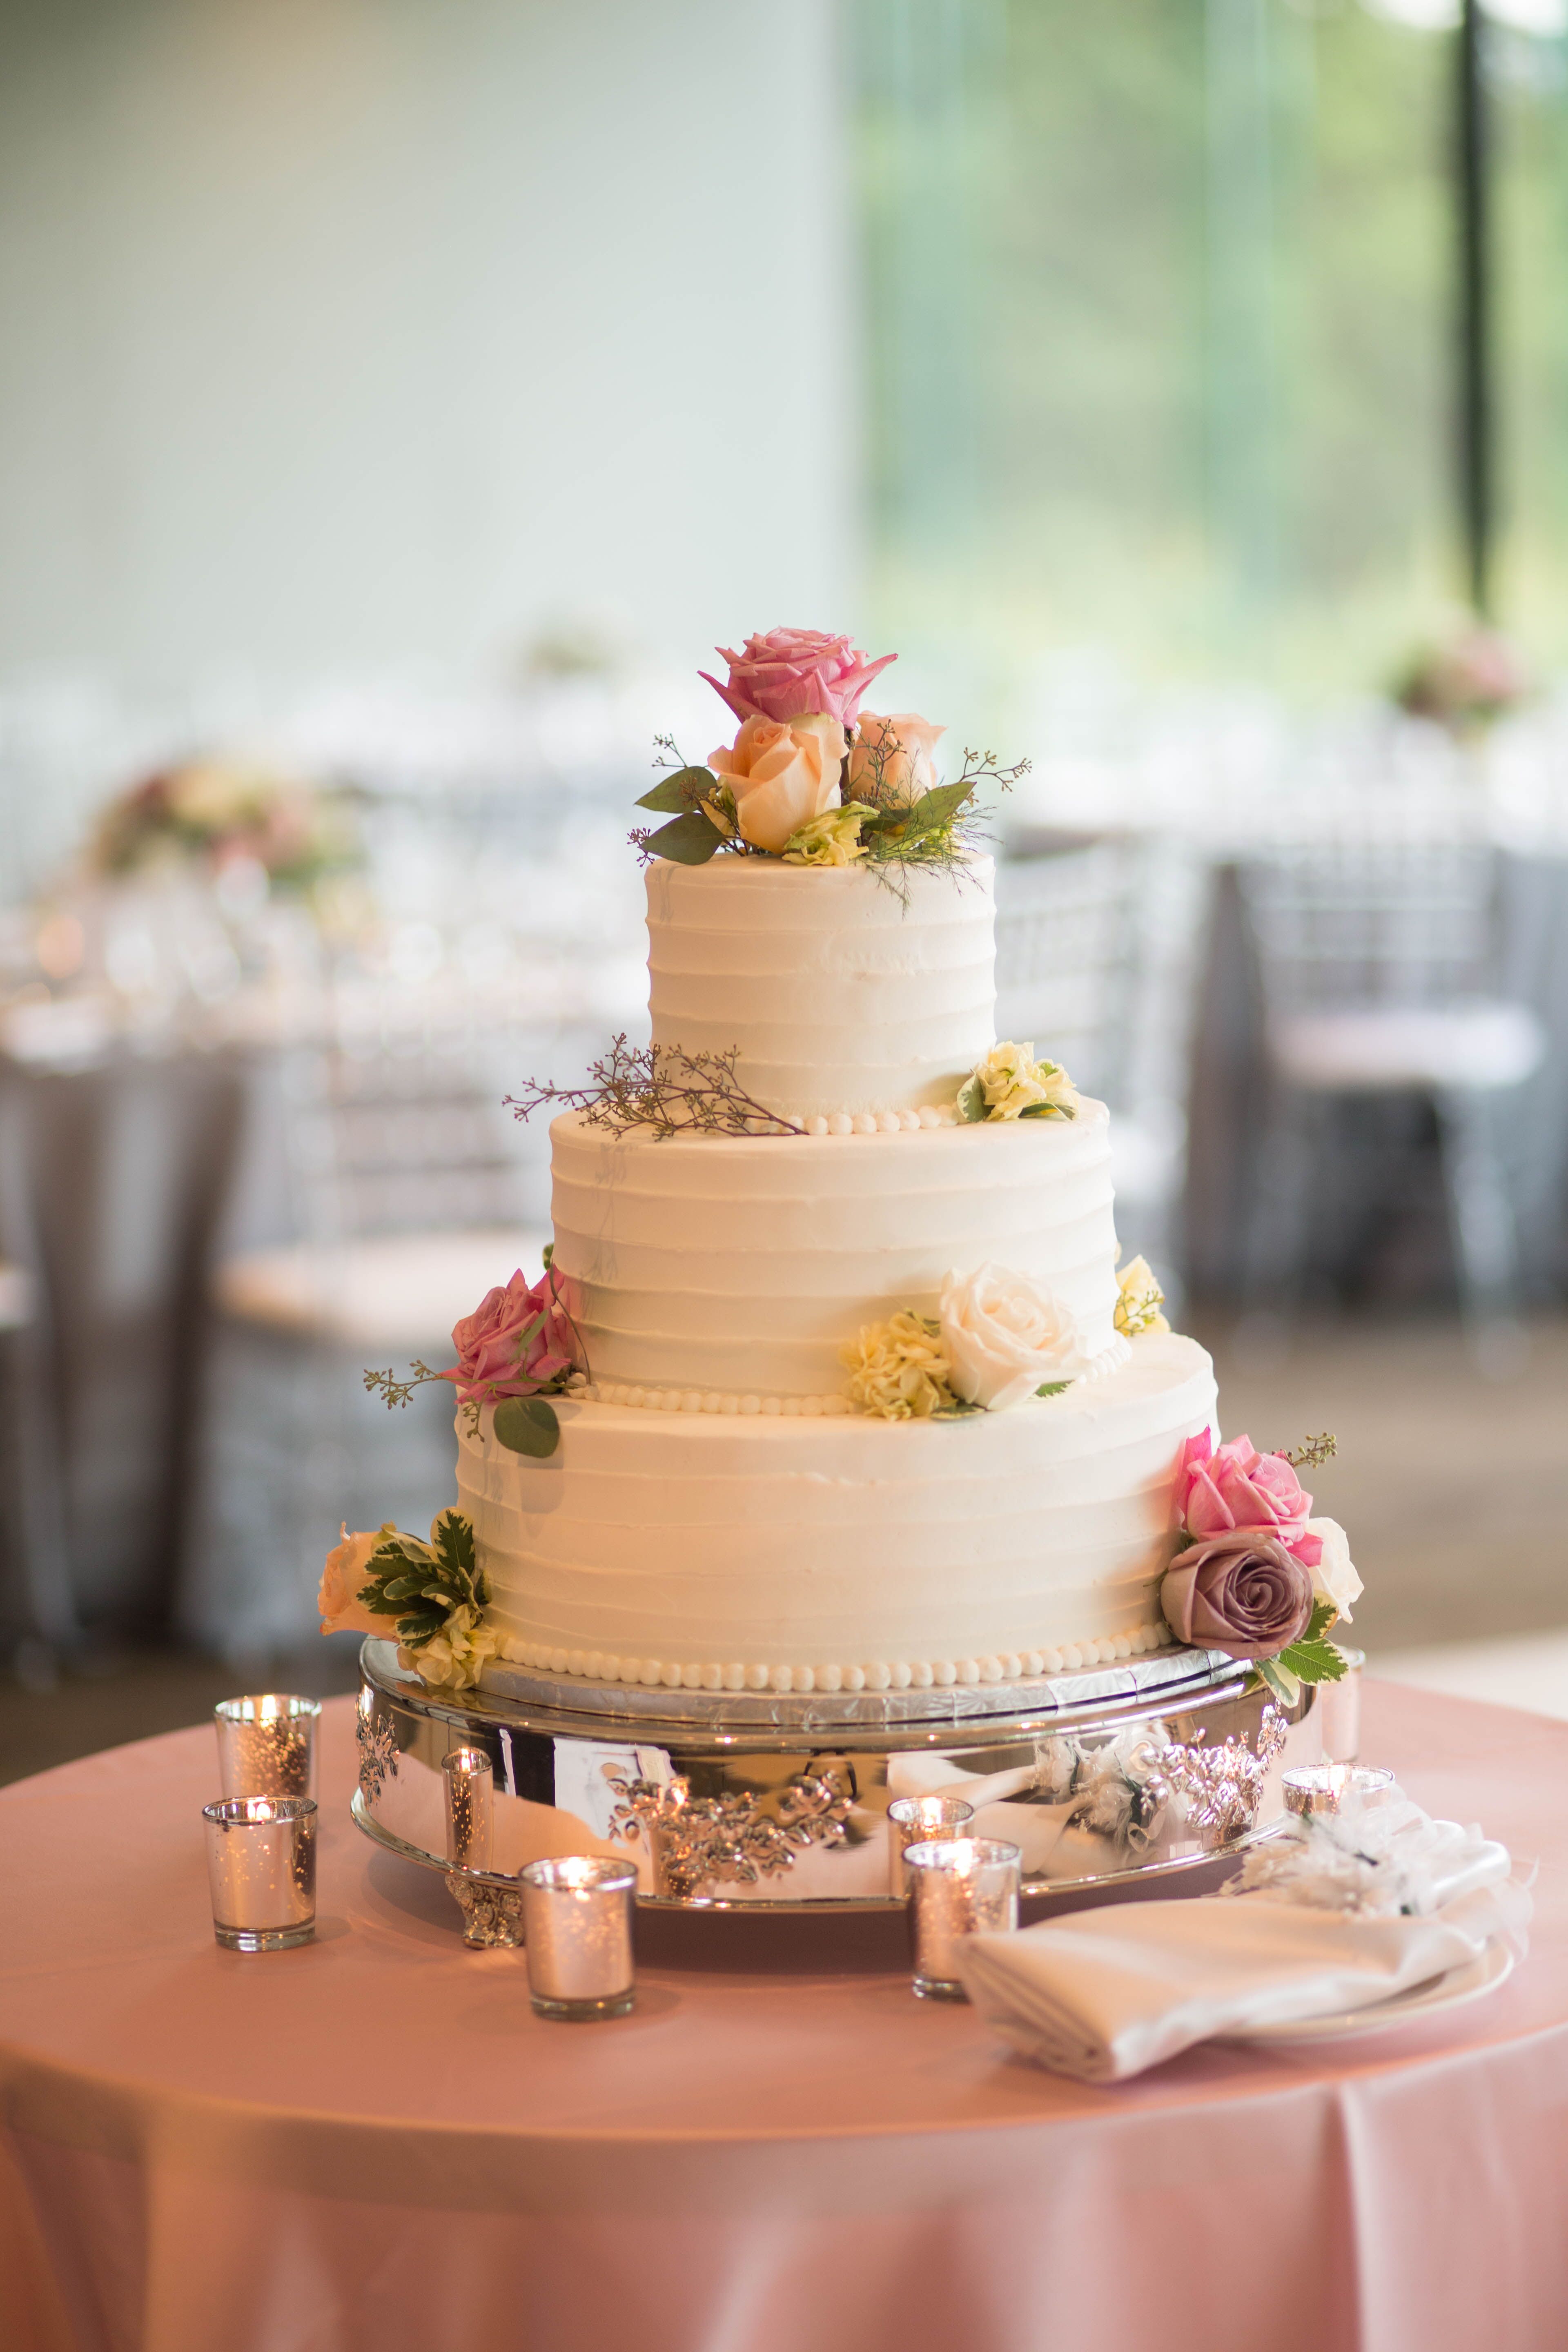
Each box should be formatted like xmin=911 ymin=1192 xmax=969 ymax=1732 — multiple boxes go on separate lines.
xmin=463 ymin=850 xmax=1216 ymax=1695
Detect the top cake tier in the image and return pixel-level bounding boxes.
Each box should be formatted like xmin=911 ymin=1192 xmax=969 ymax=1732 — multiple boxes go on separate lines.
xmin=646 ymin=853 xmax=996 ymax=1122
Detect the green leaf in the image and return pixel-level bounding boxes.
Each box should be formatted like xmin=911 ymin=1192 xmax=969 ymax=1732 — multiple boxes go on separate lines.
xmin=541 ymin=1241 xmax=554 ymax=1272
xmin=1275 ymin=1635 xmax=1349 ymax=1686
xmin=635 ymin=766 xmax=715 ymax=813
xmin=955 ymin=1071 xmax=987 ymax=1123
xmin=932 ymin=1399 xmax=985 ymax=1420
xmin=1254 ymin=1653 xmax=1303 ymax=1706
xmin=895 ymin=781 xmax=974 ymax=842
xmin=1303 ymin=1599 xmax=1338 ymax=1643
xmin=1019 ymin=1099 xmax=1076 ymax=1121
xmin=643 ymin=808 xmax=725 ymax=865
xmin=1034 ymin=1380 xmax=1071 ymax=1398
xmin=493 ymin=1395 xmax=561 ymax=1457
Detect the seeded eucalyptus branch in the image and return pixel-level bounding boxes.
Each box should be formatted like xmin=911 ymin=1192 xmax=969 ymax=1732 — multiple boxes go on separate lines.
xmin=507 ymin=1033 xmax=802 ymax=1140
xmin=1279 ymin=1432 xmax=1339 ymax=1471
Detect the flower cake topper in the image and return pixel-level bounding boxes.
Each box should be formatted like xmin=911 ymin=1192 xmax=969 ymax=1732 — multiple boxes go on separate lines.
xmin=630 ymin=624 xmax=1028 ymax=882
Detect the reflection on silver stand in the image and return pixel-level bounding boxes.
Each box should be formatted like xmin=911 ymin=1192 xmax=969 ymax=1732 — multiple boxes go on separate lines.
xmin=352 ymin=1636 xmax=1319 ymax=1918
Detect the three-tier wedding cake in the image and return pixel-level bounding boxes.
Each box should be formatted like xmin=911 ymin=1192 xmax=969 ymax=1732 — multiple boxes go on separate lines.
xmin=327 ymin=628 xmax=1358 ymax=1716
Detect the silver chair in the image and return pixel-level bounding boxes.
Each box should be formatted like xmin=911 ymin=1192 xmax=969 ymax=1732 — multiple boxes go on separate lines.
xmin=1236 ymin=842 xmax=1545 ymax=1355
xmin=995 ymin=833 xmax=1204 ymax=1301
xmin=185 ymin=1024 xmax=555 ymax=1657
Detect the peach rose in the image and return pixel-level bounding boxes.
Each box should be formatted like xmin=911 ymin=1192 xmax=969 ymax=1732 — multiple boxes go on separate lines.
xmin=847 ymin=711 xmax=945 ymax=807
xmin=318 ymin=1524 xmax=386 ymax=1637
xmin=709 ymin=713 xmax=846 ymax=855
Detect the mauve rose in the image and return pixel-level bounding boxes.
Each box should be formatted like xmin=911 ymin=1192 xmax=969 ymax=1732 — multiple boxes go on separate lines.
xmin=701 ymin=628 xmax=897 ymax=729
xmin=441 ymin=1265 xmax=576 ymax=1404
xmin=1160 ymin=1529 xmax=1316 ymax=1661
xmin=317 ymin=1524 xmax=386 ymax=1637
xmin=1178 ymin=1430 xmax=1312 ymax=1543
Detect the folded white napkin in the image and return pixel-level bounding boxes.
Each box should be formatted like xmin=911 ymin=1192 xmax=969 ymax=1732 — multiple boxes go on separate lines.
xmin=957 ymin=1786 xmax=1525 ymax=2084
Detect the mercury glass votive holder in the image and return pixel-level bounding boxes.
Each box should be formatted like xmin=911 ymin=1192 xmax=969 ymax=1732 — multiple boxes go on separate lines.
xmin=904 ymin=1837 xmax=1021 ymax=2002
xmin=203 ymin=1795 xmax=317 ymax=1951
xmin=1282 ymin=1762 xmax=1394 ymax=1818
xmin=214 ymin=1695 xmax=320 ymax=1802
xmin=887 ymin=1795 xmax=976 ymax=1895
xmin=519 ymin=1856 xmax=637 ymax=2020
xmin=1314 ymin=1647 xmax=1366 ymax=1764
xmin=443 ymin=1747 xmax=494 ymax=1873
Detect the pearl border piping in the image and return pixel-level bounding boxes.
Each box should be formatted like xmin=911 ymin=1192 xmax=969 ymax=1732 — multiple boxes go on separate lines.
xmin=497 ymin=1619 xmax=1176 ymax=1693
xmin=560 ymin=1335 xmax=1129 ymax=1420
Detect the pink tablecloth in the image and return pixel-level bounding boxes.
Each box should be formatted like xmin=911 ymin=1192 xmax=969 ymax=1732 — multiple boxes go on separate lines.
xmin=1 ymin=1685 xmax=1564 ymax=2352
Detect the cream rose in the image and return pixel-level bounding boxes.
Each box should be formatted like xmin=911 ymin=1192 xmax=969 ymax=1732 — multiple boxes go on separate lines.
xmin=1301 ymin=1515 xmax=1363 ymax=1625
xmin=939 ymin=1262 xmax=1096 ymax=1411
xmin=847 ymin=710 xmax=945 ymax=806
xmin=709 ymin=713 xmax=846 ymax=855
xmin=317 ymin=1525 xmax=386 ymax=1637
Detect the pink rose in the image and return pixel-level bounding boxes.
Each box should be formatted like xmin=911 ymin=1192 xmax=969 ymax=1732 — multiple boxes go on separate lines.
xmin=1160 ymin=1529 xmax=1316 ymax=1661
xmin=441 ymin=1265 xmax=577 ymax=1404
xmin=318 ymin=1525 xmax=386 ymax=1637
xmin=1178 ymin=1430 xmax=1313 ymax=1548
xmin=701 ymin=628 xmax=897 ymax=730
xmin=847 ymin=711 xmax=945 ymax=806
xmin=709 ymin=713 xmax=845 ymax=855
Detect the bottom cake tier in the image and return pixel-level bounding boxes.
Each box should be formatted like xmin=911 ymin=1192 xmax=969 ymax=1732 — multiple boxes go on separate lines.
xmin=455 ymin=1331 xmax=1216 ymax=1692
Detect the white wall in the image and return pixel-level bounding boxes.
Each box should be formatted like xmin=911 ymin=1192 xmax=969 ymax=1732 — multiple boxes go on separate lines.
xmin=0 ymin=0 xmax=861 ymax=692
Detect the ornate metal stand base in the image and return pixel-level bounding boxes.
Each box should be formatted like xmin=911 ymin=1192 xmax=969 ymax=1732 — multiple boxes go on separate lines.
xmin=353 ymin=1637 xmax=1320 ymax=1915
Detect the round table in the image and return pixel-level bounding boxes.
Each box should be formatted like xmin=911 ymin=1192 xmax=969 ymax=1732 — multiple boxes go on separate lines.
xmin=2 ymin=1684 xmax=1564 ymax=2352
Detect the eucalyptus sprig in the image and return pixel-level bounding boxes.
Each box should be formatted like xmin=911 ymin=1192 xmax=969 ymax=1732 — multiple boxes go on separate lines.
xmin=507 ymin=1033 xmax=802 ymax=1140
xmin=356 ymin=1509 xmax=488 ymax=1651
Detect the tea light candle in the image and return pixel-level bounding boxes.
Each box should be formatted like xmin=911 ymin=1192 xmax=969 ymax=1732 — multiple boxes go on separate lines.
xmin=443 ymin=1747 xmax=494 ymax=1873
xmin=203 ymin=1795 xmax=317 ymax=1951
xmin=519 ymin=1856 xmax=637 ymax=2020
xmin=1315 ymin=1646 xmax=1366 ymax=1764
xmin=1282 ymin=1762 xmax=1394 ymax=1817
xmin=887 ymin=1794 xmax=976 ymax=1895
xmin=904 ymin=1837 xmax=1021 ymax=2001
xmin=214 ymin=1695 xmax=320 ymax=1802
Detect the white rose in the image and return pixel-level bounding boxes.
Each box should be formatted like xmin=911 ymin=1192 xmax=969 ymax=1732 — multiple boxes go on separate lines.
xmin=939 ymin=1261 xmax=1095 ymax=1412
xmin=1303 ymin=1516 xmax=1362 ymax=1625
xmin=709 ymin=714 xmax=845 ymax=856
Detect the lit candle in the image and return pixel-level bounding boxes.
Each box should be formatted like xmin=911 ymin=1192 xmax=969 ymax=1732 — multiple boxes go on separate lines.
xmin=443 ymin=1746 xmax=494 ymax=1873
xmin=203 ymin=1796 xmax=317 ymax=1951
xmin=519 ymin=1856 xmax=637 ymax=2020
xmin=214 ymin=1695 xmax=320 ymax=1802
xmin=887 ymin=1795 xmax=976 ymax=1895
xmin=1282 ymin=1762 xmax=1394 ymax=1817
xmin=904 ymin=1837 xmax=1021 ymax=2001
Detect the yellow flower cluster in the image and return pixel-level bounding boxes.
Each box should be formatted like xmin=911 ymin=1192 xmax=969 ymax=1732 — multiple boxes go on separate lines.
xmin=783 ymin=804 xmax=871 ymax=867
xmin=974 ymin=1041 xmax=1079 ymax=1121
xmin=403 ymin=1604 xmax=500 ymax=1693
xmin=841 ymin=1310 xmax=957 ymax=1420
xmin=1114 ymin=1254 xmax=1170 ymax=1338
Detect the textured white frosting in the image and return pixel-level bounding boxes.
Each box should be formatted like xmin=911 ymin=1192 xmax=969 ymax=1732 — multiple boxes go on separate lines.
xmin=551 ymin=1098 xmax=1121 ymax=1397
xmin=645 ymin=853 xmax=996 ymax=1121
xmin=460 ymin=1332 xmax=1215 ymax=1684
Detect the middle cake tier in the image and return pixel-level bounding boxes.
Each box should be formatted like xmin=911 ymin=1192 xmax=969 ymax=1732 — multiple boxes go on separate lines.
xmin=549 ymin=1100 xmax=1122 ymax=1399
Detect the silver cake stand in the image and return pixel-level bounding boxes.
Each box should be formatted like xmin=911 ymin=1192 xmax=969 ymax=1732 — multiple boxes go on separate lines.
xmin=352 ymin=1637 xmax=1318 ymax=1915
